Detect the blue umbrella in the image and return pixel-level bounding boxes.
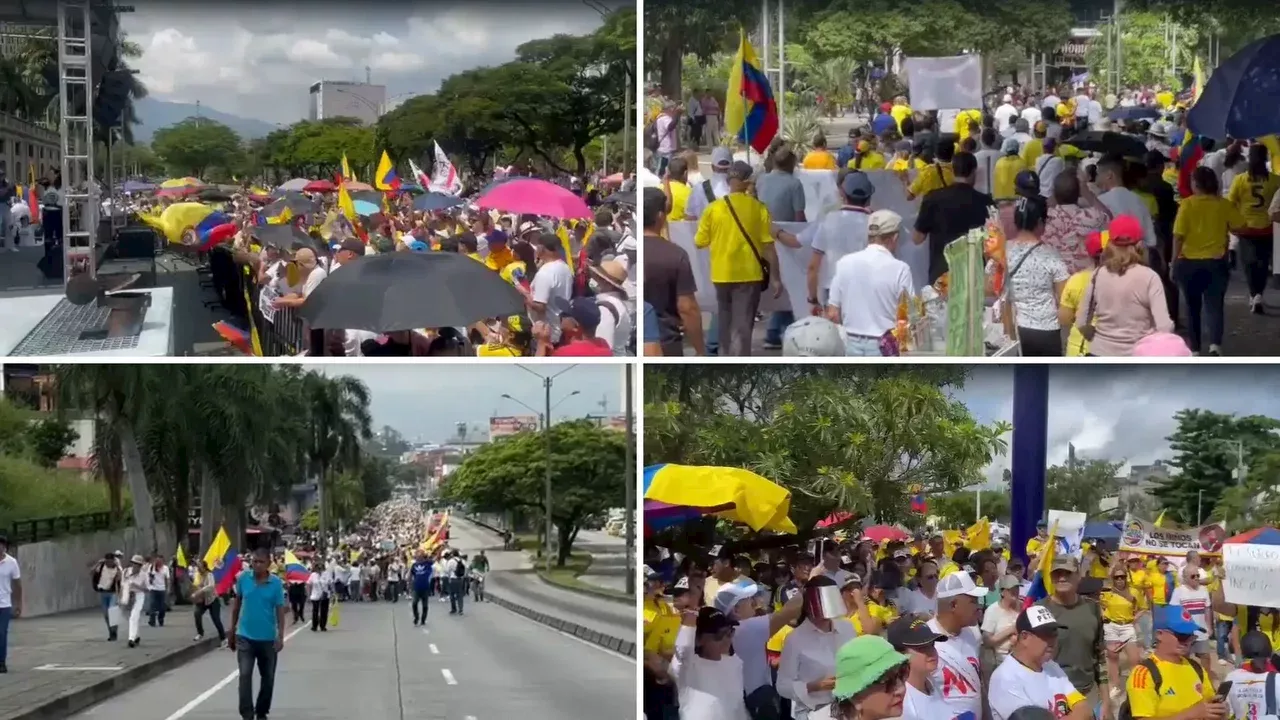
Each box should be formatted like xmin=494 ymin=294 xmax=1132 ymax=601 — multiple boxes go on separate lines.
xmin=1108 ymin=106 xmax=1161 ymax=122
xmin=1187 ymin=33 xmax=1280 ymax=139
xmin=122 ymin=180 xmax=155 ymax=193
xmin=353 ymin=199 xmax=381 ymax=216
xmin=413 ymin=192 xmax=463 ymax=212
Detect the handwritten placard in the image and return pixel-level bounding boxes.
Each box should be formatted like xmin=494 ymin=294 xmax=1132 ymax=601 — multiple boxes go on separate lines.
xmin=1223 ymin=543 xmax=1280 ymax=609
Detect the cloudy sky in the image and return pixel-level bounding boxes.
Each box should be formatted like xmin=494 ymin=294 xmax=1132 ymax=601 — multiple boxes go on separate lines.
xmin=952 ymin=364 xmax=1280 ymax=486
xmin=316 ymin=363 xmax=629 ymax=443
xmin=122 ymin=0 xmax=623 ymax=124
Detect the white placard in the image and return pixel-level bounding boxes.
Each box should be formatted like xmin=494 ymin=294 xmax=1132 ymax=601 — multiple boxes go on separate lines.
xmin=259 ymin=285 xmax=280 ymax=324
xmin=1048 ymin=510 xmax=1088 ymax=559
xmin=903 ymin=56 xmax=984 ymax=111
xmin=1223 ymin=543 xmax=1280 ymax=609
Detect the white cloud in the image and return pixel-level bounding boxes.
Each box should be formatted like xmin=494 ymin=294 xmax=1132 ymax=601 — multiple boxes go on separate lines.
xmin=121 ymin=1 xmax=620 ymax=124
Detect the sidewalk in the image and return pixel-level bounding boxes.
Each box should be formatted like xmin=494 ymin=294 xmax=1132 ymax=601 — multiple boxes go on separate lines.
xmin=0 ymin=607 xmax=218 ymax=720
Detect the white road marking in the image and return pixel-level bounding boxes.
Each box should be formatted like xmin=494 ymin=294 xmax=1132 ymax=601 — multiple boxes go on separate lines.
xmin=421 ymin=628 xmax=429 ymax=635
xmin=34 ymin=664 xmax=123 ymax=671
xmin=429 ymin=643 xmax=439 ymax=654
xmin=441 ymin=668 xmax=458 ymax=685
xmin=465 ymin=716 xmax=478 ymax=720
xmin=162 ymin=624 xmax=309 ymax=720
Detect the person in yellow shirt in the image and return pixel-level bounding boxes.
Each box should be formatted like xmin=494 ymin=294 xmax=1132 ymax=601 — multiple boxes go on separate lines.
xmin=1102 ymin=569 xmax=1142 ymax=693
xmin=1125 ymin=605 xmax=1221 ymax=718
xmin=954 ymin=109 xmax=983 ymax=141
xmin=1226 ymin=144 xmax=1280 ymax=313
xmin=993 ymin=138 xmax=1026 ymax=201
xmin=802 ymin=133 xmax=838 ymax=170
xmin=475 ymin=316 xmax=529 ymax=357
xmin=848 ymin=139 xmax=886 ymax=170
xmin=889 ymin=140 xmax=926 ymax=174
xmin=663 ymin=156 xmax=692 ymax=222
xmin=907 ymin=144 xmax=955 ymax=201
xmin=1025 ymin=520 xmax=1049 ymax=560
xmin=693 ymin=161 xmax=780 ymax=356
xmin=1148 ymin=556 xmax=1171 ymax=606
xmin=890 ymin=96 xmax=912 ymax=134
xmin=1060 ymin=229 xmax=1108 ymax=356
xmin=1020 ymin=122 xmax=1047 ymax=168
xmin=482 ymin=230 xmax=515 ymax=272
xmin=1173 ymin=166 xmax=1245 ymax=355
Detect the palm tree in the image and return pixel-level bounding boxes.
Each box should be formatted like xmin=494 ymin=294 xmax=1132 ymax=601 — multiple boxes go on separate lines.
xmin=302 ymin=371 xmax=373 ymax=552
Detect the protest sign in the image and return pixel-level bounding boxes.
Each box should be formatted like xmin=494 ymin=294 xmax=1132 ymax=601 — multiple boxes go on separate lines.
xmin=1048 ymin=510 xmax=1087 ymax=559
xmin=1223 ymin=543 xmax=1280 ymax=608
xmin=1118 ymin=515 xmax=1227 ymax=556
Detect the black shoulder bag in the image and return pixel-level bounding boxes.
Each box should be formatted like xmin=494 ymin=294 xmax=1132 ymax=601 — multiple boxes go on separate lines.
xmin=723 ymin=196 xmax=771 ymax=291
xmin=1078 ymin=271 xmax=1100 ymax=342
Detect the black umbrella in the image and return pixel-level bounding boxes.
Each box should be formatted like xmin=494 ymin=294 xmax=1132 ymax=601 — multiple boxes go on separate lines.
xmin=298 ymin=251 xmax=525 ymax=332
xmin=264 ymin=193 xmax=320 ymax=219
xmin=1062 ymin=130 xmax=1148 ymax=159
xmin=250 ymin=223 xmax=323 ymax=254
xmin=196 ymin=188 xmax=234 ymax=202
xmin=413 ymin=192 xmax=464 ymax=212
xmin=600 ymin=190 xmax=635 ymax=207
xmin=1108 ymin=106 xmax=1162 ymax=122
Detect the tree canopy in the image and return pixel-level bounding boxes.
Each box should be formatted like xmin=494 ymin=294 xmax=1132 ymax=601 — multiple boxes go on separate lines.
xmin=150 ymin=118 xmax=246 ymax=179
xmin=439 ymin=420 xmax=629 ymax=565
xmin=1151 ymin=409 xmax=1280 ymax=526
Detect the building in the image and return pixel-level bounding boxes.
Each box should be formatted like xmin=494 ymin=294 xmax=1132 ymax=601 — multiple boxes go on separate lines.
xmin=308 ymin=80 xmax=387 ymax=125
xmin=0 ymin=113 xmax=61 ymax=182
xmin=0 ymin=21 xmax=49 ymax=58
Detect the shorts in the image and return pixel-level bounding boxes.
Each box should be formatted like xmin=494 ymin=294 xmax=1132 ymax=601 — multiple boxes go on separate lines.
xmin=1192 ymin=639 xmax=1211 ymax=656
xmin=1104 ymin=622 xmax=1136 ymax=645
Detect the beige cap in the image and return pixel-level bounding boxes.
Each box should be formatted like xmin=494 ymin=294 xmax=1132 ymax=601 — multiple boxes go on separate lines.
xmin=868 ymin=209 xmax=902 ymax=237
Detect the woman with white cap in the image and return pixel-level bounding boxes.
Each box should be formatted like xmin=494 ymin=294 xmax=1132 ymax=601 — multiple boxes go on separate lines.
xmin=122 ymin=554 xmax=149 ymax=648
xmin=777 ymin=576 xmax=857 ymax=719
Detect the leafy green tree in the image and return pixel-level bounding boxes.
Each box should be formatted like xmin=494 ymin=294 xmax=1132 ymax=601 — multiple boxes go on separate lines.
xmin=1211 ymin=450 xmax=1280 ymax=526
xmin=25 ymin=417 xmax=79 ymax=469
xmin=644 ymin=367 xmax=1009 ymax=532
xmin=646 ymin=0 xmax=757 ymax=99
xmin=1045 ymin=459 xmax=1124 ymax=516
xmin=928 ymin=490 xmax=1011 ymax=528
xmin=301 ymin=370 xmax=373 ymax=551
xmin=1085 ymin=11 xmax=1200 ymax=89
xmin=440 ymin=420 xmax=628 ymax=566
xmin=151 ymin=118 xmax=244 ymax=178
xmin=1151 ymin=409 xmax=1280 ymax=526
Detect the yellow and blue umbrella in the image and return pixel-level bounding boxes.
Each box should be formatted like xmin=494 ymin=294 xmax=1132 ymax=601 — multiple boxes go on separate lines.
xmin=643 ymin=464 xmax=797 ymax=535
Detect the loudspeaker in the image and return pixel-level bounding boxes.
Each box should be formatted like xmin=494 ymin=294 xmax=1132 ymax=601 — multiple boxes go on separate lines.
xmin=109 ymin=226 xmax=158 ymax=260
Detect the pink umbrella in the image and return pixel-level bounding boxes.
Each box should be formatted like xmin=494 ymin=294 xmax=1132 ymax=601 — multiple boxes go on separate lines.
xmin=862 ymin=525 xmax=909 ymax=543
xmin=474 ymin=177 xmax=591 ymax=219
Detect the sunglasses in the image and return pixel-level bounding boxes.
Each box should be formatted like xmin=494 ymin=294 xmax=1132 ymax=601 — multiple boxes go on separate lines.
xmin=1172 ymin=632 xmax=1195 ymax=644
xmin=869 ymin=665 xmax=909 ymax=694
xmin=921 ymin=574 xmax=939 ymax=580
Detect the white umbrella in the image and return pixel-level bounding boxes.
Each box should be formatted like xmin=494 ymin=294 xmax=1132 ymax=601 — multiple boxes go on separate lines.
xmin=278 ymin=178 xmax=310 ymax=192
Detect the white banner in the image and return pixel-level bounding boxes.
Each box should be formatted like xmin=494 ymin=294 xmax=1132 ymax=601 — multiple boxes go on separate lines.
xmin=1223 ymin=543 xmax=1280 ymax=609
xmin=1118 ymin=515 xmax=1227 ymax=557
xmin=1048 ymin=510 xmax=1087 ymax=559
xmin=903 ymin=56 xmax=984 ymax=111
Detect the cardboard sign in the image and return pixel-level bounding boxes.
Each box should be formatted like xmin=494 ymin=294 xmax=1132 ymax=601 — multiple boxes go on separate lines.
xmin=1223 ymin=543 xmax=1280 ymax=609
xmin=1118 ymin=515 xmax=1227 ymax=557
xmin=1048 ymin=510 xmax=1087 ymax=559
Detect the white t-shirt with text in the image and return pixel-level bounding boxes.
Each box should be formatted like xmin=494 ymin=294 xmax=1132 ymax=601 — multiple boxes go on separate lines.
xmin=988 ymin=655 xmax=1081 ymax=720
xmin=926 ymin=618 xmax=984 ymax=720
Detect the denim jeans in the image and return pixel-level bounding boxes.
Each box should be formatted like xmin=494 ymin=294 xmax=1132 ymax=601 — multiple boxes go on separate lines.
xmin=764 ymin=311 xmax=795 ymax=346
xmin=449 ymin=577 xmax=465 ymax=614
xmin=0 ymin=606 xmax=10 ymax=665
xmin=237 ymin=637 xmax=278 ymax=720
xmin=194 ymin=600 xmax=226 ymax=641
xmin=146 ymin=589 xmax=167 ymax=626
xmin=1136 ymin=611 xmax=1153 ymax=649
xmin=412 ymin=588 xmax=430 ymax=622
xmin=1216 ymin=619 xmax=1234 ymax=662
xmin=845 ymin=335 xmax=882 ymax=356
xmin=99 ymin=591 xmax=117 ymax=629
xmin=1175 ymin=257 xmax=1229 ymax=351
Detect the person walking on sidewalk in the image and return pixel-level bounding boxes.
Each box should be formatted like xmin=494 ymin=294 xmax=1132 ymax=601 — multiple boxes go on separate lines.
xmin=146 ymin=553 xmax=170 ymax=627
xmin=231 ymin=547 xmax=286 ymax=720
xmin=191 ymin=560 xmax=227 ymax=646
xmin=306 ymin=559 xmax=333 ymax=632
xmin=91 ymin=551 xmax=122 ymax=641
xmin=0 ymin=535 xmax=22 ymax=673
xmin=410 ymin=550 xmax=435 ymax=626
xmin=123 ymin=554 xmax=148 ymax=648
xmin=386 ymin=557 xmax=404 ymax=603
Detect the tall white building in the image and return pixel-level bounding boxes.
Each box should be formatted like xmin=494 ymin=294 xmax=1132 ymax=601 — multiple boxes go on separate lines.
xmin=308 ymin=80 xmax=387 ymax=125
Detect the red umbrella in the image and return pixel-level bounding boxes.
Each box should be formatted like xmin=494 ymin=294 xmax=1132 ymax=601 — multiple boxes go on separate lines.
xmin=863 ymin=525 xmax=909 ymax=543
xmin=475 ymin=177 xmax=591 ymax=219
xmin=304 ymin=179 xmax=335 ymax=193
xmin=816 ymin=511 xmax=855 ymax=529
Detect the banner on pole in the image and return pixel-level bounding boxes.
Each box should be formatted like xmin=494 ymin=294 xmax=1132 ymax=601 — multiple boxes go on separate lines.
xmin=1119 ymin=515 xmax=1227 ymax=556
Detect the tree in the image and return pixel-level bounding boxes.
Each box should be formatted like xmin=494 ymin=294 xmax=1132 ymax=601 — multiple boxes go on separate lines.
xmin=440 ymin=420 xmax=628 ymax=566
xmin=1045 ymin=459 xmax=1124 ymax=516
xmin=25 ymin=417 xmax=79 ymax=469
xmin=151 ymin=118 xmax=244 ymax=178
xmin=1085 ymin=11 xmax=1200 ymax=89
xmin=928 ymin=490 xmax=1012 ymax=528
xmin=645 ymin=367 xmax=1009 ymax=532
xmin=1151 ymin=409 xmax=1280 ymax=526
xmin=645 ymin=0 xmax=757 ymax=98
xmin=301 ymin=371 xmax=373 ymax=551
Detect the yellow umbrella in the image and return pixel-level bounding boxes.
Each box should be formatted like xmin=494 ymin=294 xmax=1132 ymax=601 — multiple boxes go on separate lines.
xmin=643 ymin=464 xmax=798 ymax=534
xmin=159 ymin=177 xmax=204 ymax=189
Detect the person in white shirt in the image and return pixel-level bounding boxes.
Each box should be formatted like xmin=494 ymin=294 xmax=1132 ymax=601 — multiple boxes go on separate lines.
xmin=974 ymin=128 xmax=1004 ymax=197
xmin=988 ymin=606 xmax=1093 ymax=720
xmin=528 ymin=234 xmax=574 ymax=343
xmin=589 ymin=260 xmax=633 ymax=356
xmin=1020 ymin=104 xmax=1043 ymax=127
xmin=670 ymin=606 xmax=751 ymax=719
xmin=386 ymin=558 xmax=404 ymax=603
xmin=306 ymin=560 xmax=334 ymax=632
xmin=1011 ymin=118 xmax=1035 ymax=151
xmin=994 ymin=95 xmax=1020 ymax=133
xmin=981 ymin=575 xmax=1024 ymax=662
xmin=146 ymin=554 xmax=171 ymax=628
xmin=886 ymin=615 xmax=953 ymax=720
xmin=1168 ymin=566 xmax=1214 ymax=669
xmin=778 ymin=575 xmax=858 ymax=718
xmin=653 ymin=104 xmax=681 ymax=176
xmin=1224 ymin=630 xmax=1280 ymax=720
xmin=1094 ymin=158 xmax=1158 ymax=250
xmin=1034 ymin=139 xmax=1066 ymax=199
xmin=806 ymin=170 xmax=873 ymax=311
xmin=826 ymin=209 xmax=914 ymax=357
xmin=0 ymin=536 xmax=20 ymax=672
xmin=123 ymin=554 xmax=149 ymax=648
xmin=717 ymin=577 xmax=806 ymax=708
xmin=926 ymin=572 xmax=987 ymax=720
xmin=898 ymin=560 xmax=941 ymax=618
xmin=685 ymin=147 xmax=732 ymax=221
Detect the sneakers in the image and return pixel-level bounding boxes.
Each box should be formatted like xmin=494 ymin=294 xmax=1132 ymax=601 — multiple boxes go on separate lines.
xmin=194 ymin=634 xmax=204 ymax=642
xmin=1208 ymin=344 xmax=1223 ymax=356
xmin=1251 ymin=295 xmax=1265 ymax=315
xmin=0 ymin=663 xmax=7 ymax=673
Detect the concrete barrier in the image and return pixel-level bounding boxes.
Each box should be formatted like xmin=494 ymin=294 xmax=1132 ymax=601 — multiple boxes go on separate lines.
xmin=11 ymin=525 xmax=176 ymax=618
xmin=483 ymin=589 xmax=636 ymax=659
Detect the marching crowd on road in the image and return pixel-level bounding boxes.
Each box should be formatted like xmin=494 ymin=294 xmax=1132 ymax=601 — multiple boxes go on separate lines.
xmin=643 ymin=519 xmax=1279 ymax=720
xmin=644 ymin=71 xmax=1280 ymax=358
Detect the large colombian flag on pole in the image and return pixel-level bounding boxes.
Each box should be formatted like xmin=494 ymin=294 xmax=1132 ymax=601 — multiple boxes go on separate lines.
xmin=724 ymin=30 xmax=778 ymax=154
xmin=374 ymin=150 xmax=401 ymax=192
xmin=203 ymin=526 xmax=243 ymax=596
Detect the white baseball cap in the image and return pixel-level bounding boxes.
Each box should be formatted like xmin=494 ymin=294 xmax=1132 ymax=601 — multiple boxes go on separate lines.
xmin=714 ymin=580 xmax=761 ymax=613
xmin=936 ymin=572 xmax=987 ymax=599
xmin=782 ymin=316 xmax=846 ymax=357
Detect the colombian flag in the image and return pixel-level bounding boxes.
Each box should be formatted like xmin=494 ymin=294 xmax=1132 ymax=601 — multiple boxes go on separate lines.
xmin=202 ymin=526 xmax=243 ymax=596
xmin=909 ymin=484 xmax=926 ymax=513
xmin=341 ymin=153 xmax=356 ymax=183
xmin=375 ymin=150 xmax=401 ymax=192
xmin=1176 ymin=130 xmax=1204 ymax=198
xmin=724 ymin=30 xmax=778 ymax=154
xmin=1023 ymin=518 xmax=1059 ymax=608
xmin=283 ymin=549 xmax=309 ymax=584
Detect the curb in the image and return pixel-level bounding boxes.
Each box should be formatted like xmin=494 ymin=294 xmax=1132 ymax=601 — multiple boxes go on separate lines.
xmin=7 ymin=637 xmax=219 ymax=720
xmin=483 ymin=590 xmax=636 ymax=659
xmin=535 ymin=570 xmax=634 ymax=606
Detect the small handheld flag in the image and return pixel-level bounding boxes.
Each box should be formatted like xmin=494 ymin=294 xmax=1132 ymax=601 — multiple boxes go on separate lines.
xmin=375 ymin=150 xmax=401 ymax=192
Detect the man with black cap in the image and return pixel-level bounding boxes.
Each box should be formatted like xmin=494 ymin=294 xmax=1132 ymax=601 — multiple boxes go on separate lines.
xmin=806 ymin=170 xmax=872 ymax=314
xmin=694 ymin=160 xmax=781 ymax=356
xmin=668 ymin=606 xmax=749 ymax=719
xmin=886 ymin=615 xmax=951 ymax=719
xmin=988 ymin=606 xmax=1093 ymax=720
xmin=332 ymin=238 xmax=365 ymax=269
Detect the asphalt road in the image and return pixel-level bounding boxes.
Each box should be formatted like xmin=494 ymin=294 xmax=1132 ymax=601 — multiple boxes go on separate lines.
xmin=69 ymin=578 xmax=634 ymax=720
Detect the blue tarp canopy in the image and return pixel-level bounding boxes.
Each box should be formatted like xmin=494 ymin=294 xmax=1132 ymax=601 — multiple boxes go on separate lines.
xmin=1083 ymin=521 xmax=1121 ymax=542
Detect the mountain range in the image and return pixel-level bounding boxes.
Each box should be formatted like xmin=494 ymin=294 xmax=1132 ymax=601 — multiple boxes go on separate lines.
xmin=132 ymin=97 xmax=281 ymax=144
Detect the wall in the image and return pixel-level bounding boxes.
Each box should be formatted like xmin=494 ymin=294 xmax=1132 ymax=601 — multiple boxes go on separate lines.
xmin=12 ymin=524 xmax=176 ymax=617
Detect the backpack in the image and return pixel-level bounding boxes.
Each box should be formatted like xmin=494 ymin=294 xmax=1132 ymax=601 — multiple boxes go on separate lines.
xmin=454 ymin=559 xmax=466 ymax=578
xmin=644 ymin=121 xmax=660 ymax=151
xmin=1117 ymin=658 xmax=1205 ymax=720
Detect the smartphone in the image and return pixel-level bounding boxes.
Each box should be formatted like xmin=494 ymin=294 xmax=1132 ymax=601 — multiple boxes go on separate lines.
xmin=1215 ymin=680 xmax=1233 ymax=699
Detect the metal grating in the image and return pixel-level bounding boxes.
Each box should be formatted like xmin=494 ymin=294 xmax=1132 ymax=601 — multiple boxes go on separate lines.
xmin=8 ymin=299 xmax=144 ymax=355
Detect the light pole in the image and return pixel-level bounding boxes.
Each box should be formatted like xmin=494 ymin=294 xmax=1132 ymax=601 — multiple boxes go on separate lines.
xmin=624 ymin=365 xmax=634 ymax=596
xmin=504 ymin=364 xmax=579 ymax=573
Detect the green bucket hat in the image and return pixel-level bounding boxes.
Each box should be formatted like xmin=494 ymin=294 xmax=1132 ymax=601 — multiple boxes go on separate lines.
xmin=833 ymin=635 xmax=908 ymax=701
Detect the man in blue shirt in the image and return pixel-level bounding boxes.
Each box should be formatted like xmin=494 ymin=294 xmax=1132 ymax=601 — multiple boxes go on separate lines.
xmin=409 ymin=551 xmax=434 ymax=626
xmin=230 ymin=548 xmax=286 ymax=720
